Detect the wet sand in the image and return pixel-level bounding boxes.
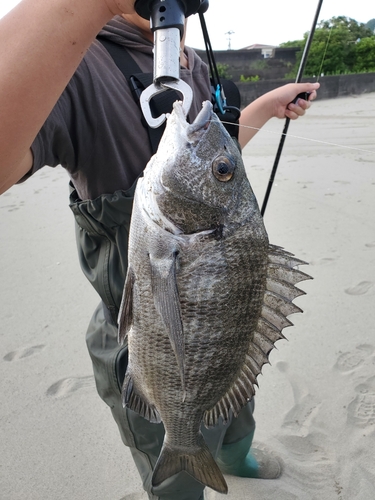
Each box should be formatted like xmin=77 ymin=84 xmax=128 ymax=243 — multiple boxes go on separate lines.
xmin=1 ymin=93 xmax=374 ymax=499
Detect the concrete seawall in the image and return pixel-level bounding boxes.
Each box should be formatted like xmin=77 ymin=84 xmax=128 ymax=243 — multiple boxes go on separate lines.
xmin=237 ymin=73 xmax=375 ymax=107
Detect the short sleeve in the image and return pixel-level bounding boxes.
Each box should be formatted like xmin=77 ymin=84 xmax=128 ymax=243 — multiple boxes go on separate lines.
xmin=28 ymin=57 xmax=97 ymax=179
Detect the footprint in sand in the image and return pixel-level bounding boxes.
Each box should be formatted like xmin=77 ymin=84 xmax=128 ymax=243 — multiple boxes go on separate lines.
xmin=319 ymin=257 xmax=337 ymax=265
xmin=335 ymin=344 xmax=374 ymax=373
xmin=3 ymin=344 xmax=46 ymax=361
xmin=119 ymin=494 xmax=147 ymax=500
xmin=0 ymin=204 xmax=19 ymax=211
xmin=309 ymin=256 xmax=339 ymax=266
xmin=46 ymin=375 xmax=95 ymax=398
xmin=345 ymin=281 xmax=374 ymax=295
xmin=276 ymin=361 xmax=322 ymax=434
xmin=282 ymin=392 xmax=322 ymax=434
xmin=347 ymin=375 xmax=375 ymax=431
xmin=265 ymin=362 xmax=336 ymax=495
xmin=277 ymin=433 xmax=334 ymax=492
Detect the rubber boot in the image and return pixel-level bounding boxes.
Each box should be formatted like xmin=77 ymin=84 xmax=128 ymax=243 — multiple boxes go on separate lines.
xmin=216 ymin=430 xmax=282 ymax=479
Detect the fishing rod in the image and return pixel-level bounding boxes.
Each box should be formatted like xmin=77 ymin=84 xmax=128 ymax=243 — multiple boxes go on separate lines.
xmin=260 ymin=0 xmax=324 ymax=217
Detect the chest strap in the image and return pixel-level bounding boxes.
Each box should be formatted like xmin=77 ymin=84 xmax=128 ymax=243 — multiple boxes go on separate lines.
xmin=97 ymin=37 xmax=180 ymax=154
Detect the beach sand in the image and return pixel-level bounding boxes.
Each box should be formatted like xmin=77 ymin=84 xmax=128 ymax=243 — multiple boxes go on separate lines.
xmin=1 ymin=93 xmax=374 ymax=499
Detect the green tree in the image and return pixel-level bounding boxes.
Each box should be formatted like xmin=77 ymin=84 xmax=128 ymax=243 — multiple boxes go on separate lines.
xmin=319 ymin=16 xmax=373 ymax=39
xmin=281 ymin=16 xmax=375 ymax=78
xmin=354 ymin=37 xmax=375 ymax=72
xmin=279 ymin=39 xmax=304 ymax=49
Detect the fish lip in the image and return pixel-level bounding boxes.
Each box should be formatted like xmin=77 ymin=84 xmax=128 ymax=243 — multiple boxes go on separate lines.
xmin=187 ymin=101 xmax=213 ymax=136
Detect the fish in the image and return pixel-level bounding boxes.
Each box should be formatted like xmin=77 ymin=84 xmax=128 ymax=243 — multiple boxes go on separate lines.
xmin=118 ymin=100 xmax=311 ymax=494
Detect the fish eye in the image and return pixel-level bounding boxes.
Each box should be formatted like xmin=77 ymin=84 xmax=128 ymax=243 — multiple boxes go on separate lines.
xmin=212 ymin=156 xmax=235 ymax=182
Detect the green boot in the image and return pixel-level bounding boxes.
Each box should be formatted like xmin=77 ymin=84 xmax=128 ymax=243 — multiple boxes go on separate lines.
xmin=216 ymin=431 xmax=282 ymax=479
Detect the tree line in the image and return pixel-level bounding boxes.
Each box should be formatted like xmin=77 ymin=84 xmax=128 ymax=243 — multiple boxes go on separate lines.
xmin=281 ymin=16 xmax=375 ymax=77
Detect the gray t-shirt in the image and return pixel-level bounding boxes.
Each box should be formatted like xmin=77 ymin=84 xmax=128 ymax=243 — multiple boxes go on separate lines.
xmin=30 ymin=16 xmax=211 ymax=201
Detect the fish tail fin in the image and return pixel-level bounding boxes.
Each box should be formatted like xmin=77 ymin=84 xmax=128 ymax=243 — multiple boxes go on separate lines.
xmin=152 ymin=438 xmax=228 ymax=494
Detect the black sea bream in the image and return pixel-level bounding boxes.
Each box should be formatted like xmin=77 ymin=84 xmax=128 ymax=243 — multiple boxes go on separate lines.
xmin=118 ymin=101 xmax=310 ymax=494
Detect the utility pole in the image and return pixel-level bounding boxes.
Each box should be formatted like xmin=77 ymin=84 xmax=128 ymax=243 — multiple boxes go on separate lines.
xmin=225 ymin=30 xmax=235 ymax=50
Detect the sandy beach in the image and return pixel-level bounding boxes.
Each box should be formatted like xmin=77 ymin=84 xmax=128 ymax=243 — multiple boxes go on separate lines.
xmin=1 ymin=92 xmax=375 ymax=500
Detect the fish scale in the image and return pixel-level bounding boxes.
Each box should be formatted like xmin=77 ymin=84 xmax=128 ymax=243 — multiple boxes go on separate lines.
xmin=118 ymin=100 xmax=311 ymax=494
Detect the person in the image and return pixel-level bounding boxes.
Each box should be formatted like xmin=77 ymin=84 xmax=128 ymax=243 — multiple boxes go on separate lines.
xmin=0 ymin=1 xmax=319 ymax=499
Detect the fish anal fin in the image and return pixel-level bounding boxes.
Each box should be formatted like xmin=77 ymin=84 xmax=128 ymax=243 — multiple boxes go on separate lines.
xmin=204 ymin=370 xmax=256 ymax=428
xmin=122 ymin=372 xmax=161 ymax=423
xmin=118 ymin=267 xmax=135 ymax=345
xmin=150 ymin=251 xmax=185 ymax=393
xmin=152 ymin=436 xmax=228 ymax=494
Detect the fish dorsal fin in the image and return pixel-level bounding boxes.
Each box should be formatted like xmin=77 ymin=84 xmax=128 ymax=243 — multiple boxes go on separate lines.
xmin=118 ymin=266 xmax=135 ymax=345
xmin=203 ymin=245 xmax=311 ymax=428
xmin=122 ymin=372 xmax=161 ymax=423
xmin=149 ymin=251 xmax=186 ymax=396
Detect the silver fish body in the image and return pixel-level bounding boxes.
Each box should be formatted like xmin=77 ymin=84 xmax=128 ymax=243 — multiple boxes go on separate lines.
xmin=118 ymin=101 xmax=310 ymax=494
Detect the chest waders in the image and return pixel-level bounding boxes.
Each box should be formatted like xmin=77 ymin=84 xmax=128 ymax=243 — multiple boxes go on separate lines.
xmin=69 ymin=41 xmax=255 ymax=500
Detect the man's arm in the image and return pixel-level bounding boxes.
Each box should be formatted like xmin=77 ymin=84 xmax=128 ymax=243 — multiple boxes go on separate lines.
xmin=0 ymin=0 xmax=135 ymax=194
xmin=238 ymin=82 xmax=320 ymax=149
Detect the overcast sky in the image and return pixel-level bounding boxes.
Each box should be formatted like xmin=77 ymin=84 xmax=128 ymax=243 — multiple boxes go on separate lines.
xmin=1 ymin=0 xmax=373 ymax=49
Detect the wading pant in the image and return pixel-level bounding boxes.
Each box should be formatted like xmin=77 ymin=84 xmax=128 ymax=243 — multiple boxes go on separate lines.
xmin=86 ymin=301 xmax=256 ymax=500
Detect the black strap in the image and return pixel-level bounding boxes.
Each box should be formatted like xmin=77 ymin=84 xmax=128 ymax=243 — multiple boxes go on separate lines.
xmin=98 ymin=36 xmax=241 ymax=146
xmin=97 ymin=37 xmax=180 ymax=154
xmin=198 ymin=13 xmax=241 ymax=140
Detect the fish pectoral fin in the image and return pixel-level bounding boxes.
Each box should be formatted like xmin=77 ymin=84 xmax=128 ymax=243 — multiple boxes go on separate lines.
xmin=122 ymin=372 xmax=161 ymax=423
xmin=152 ymin=435 xmax=228 ymax=494
xmin=150 ymin=252 xmax=185 ymax=391
xmin=118 ymin=267 xmax=135 ymax=345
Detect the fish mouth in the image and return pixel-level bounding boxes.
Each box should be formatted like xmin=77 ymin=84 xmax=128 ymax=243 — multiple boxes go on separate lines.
xmin=171 ymin=100 xmax=213 ymax=139
xmin=187 ymin=100 xmax=213 ymax=135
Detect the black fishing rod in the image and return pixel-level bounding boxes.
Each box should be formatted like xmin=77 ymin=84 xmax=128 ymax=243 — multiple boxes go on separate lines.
xmin=260 ymin=0 xmax=324 ymax=217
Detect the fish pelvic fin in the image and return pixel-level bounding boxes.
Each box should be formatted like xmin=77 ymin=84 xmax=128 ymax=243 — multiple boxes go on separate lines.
xmin=152 ymin=437 xmax=228 ymax=494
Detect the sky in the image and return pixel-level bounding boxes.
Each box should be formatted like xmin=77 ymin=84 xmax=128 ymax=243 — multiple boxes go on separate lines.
xmin=0 ymin=0 xmax=373 ymax=50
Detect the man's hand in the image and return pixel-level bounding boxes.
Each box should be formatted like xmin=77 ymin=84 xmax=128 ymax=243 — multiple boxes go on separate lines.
xmin=270 ymin=82 xmax=320 ymax=120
